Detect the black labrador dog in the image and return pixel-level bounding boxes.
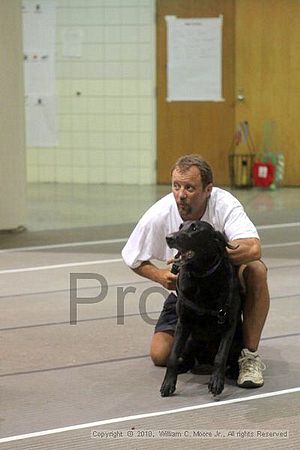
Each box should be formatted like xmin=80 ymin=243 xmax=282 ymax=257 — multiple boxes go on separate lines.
xmin=160 ymin=220 xmax=243 ymax=397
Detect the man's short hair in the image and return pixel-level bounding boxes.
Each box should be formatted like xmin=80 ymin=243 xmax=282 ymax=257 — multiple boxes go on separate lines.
xmin=171 ymin=154 xmax=213 ymax=188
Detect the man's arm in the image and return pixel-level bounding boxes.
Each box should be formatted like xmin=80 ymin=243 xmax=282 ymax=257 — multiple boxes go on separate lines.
xmin=227 ymin=238 xmax=261 ymax=266
xmin=132 ymin=261 xmax=177 ymax=290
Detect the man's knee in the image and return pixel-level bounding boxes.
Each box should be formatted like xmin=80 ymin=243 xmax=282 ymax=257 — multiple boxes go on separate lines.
xmin=150 ymin=351 xmax=168 ymax=367
xmin=150 ymin=331 xmax=174 ymax=367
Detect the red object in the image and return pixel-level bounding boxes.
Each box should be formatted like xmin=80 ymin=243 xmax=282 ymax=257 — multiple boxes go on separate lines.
xmin=252 ymin=162 xmax=275 ymax=187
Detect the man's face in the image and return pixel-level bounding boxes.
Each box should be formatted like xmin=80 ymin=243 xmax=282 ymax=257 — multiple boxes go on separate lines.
xmin=172 ymin=166 xmax=212 ymax=221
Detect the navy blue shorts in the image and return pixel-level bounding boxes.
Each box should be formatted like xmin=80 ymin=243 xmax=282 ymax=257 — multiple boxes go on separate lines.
xmin=154 ymin=292 xmax=178 ymax=333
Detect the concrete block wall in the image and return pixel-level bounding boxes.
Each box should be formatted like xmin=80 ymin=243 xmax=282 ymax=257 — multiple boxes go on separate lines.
xmin=26 ymin=0 xmax=156 ymax=184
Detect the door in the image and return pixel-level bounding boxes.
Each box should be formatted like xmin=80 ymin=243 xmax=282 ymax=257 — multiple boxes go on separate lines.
xmin=156 ymin=0 xmax=235 ymax=185
xmin=235 ymin=0 xmax=300 ymax=186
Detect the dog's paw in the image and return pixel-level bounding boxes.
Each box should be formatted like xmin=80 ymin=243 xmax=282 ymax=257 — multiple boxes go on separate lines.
xmin=160 ymin=382 xmax=176 ymax=397
xmin=160 ymin=378 xmax=176 ymax=397
xmin=208 ymin=374 xmax=224 ymax=396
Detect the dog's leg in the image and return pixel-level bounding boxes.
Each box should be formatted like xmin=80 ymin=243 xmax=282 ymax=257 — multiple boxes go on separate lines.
xmin=208 ymin=326 xmax=236 ymax=396
xmin=227 ymin=320 xmax=243 ymax=380
xmin=160 ymin=320 xmax=190 ymax=397
xmin=177 ymin=335 xmax=196 ymax=374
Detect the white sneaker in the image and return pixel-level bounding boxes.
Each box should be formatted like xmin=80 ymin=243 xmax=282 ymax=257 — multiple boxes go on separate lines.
xmin=237 ymin=348 xmax=266 ymax=388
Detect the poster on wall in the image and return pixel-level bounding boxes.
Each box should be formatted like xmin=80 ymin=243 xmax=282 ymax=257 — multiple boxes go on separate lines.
xmin=25 ymin=95 xmax=57 ymax=149
xmin=166 ymin=15 xmax=223 ymax=102
xmin=62 ymin=29 xmax=84 ymax=58
xmin=22 ymin=0 xmax=57 ymax=147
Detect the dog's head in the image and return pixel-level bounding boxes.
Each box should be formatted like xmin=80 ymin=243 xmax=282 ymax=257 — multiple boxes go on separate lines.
xmin=166 ymin=220 xmax=229 ymax=264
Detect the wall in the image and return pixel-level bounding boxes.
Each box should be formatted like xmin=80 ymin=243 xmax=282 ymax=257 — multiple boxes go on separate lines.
xmin=26 ymin=0 xmax=156 ymax=185
xmin=0 ymin=0 xmax=26 ymax=230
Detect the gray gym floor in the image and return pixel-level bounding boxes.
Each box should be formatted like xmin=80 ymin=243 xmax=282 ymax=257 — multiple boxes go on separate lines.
xmin=0 ymin=184 xmax=299 ymax=449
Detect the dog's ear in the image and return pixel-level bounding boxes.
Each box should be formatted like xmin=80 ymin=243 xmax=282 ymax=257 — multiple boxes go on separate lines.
xmin=214 ymin=231 xmax=227 ymax=249
xmin=214 ymin=231 xmax=239 ymax=251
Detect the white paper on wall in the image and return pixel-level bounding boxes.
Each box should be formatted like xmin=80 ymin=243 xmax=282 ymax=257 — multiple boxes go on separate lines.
xmin=23 ymin=51 xmax=55 ymax=93
xmin=166 ymin=15 xmax=223 ymax=102
xmin=22 ymin=1 xmax=57 ymax=146
xmin=25 ymin=95 xmax=58 ymax=147
xmin=22 ymin=1 xmax=56 ymax=53
xmin=62 ymin=29 xmax=84 ymax=58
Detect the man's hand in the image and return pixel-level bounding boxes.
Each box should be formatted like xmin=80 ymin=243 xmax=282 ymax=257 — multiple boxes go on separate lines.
xmin=227 ymin=238 xmax=261 ymax=265
xmin=158 ymin=268 xmax=178 ymax=290
xmin=132 ymin=261 xmax=178 ymax=290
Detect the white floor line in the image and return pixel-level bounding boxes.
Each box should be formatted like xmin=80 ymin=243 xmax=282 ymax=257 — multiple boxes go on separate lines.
xmin=0 ymin=258 xmax=123 ymax=274
xmin=0 ymin=238 xmax=127 ymax=253
xmin=0 ymin=222 xmax=299 ymax=254
xmin=0 ymin=387 xmax=299 ymax=444
xmin=0 ymin=240 xmax=300 ymax=275
xmin=257 ymin=222 xmax=300 ymax=230
xmin=262 ymin=241 xmax=300 ymax=248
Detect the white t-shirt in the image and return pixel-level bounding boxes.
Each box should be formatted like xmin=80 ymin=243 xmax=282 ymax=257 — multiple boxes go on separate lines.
xmin=122 ymin=187 xmax=259 ymax=268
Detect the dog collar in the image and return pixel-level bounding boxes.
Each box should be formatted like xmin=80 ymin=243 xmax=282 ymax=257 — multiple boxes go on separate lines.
xmin=198 ymin=256 xmax=222 ymax=277
xmin=188 ymin=255 xmax=223 ymax=278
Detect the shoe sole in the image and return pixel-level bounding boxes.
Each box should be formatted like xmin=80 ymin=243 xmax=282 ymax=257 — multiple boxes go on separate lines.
xmin=237 ymin=380 xmax=264 ymax=388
